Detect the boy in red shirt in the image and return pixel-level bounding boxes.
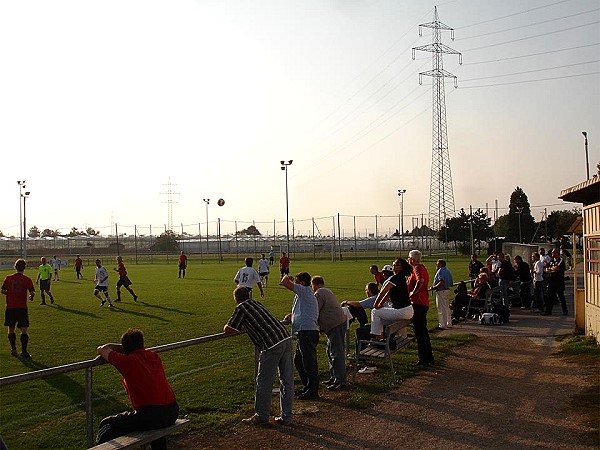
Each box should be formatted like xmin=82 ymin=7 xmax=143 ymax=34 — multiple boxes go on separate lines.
xmin=114 ymin=256 xmax=138 ymax=302
xmin=2 ymin=259 xmax=35 ymax=358
xmin=96 ymin=329 xmax=179 ymax=449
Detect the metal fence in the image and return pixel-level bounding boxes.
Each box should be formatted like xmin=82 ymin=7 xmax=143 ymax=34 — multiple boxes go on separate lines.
xmin=0 ymin=330 xmax=240 ymax=448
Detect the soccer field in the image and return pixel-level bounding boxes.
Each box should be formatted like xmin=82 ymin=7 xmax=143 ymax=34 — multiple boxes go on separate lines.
xmin=0 ymin=256 xmax=469 ymax=449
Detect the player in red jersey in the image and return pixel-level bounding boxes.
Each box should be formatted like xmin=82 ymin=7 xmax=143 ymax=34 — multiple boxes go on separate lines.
xmin=114 ymin=256 xmax=138 ymax=302
xmin=2 ymin=259 xmax=35 ymax=358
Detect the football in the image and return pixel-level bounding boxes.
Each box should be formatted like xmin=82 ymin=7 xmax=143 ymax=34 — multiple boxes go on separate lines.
xmin=217 ymin=198 xmax=225 ymax=206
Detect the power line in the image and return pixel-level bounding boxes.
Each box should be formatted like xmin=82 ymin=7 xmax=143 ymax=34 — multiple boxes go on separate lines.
xmin=463 ymin=21 xmax=599 ymax=53
xmin=461 ymin=59 xmax=600 ymax=82
xmin=459 ymin=71 xmax=599 ymax=89
xmin=457 ymin=0 xmax=571 ymax=30
xmin=456 ymin=7 xmax=600 ymax=41
xmin=463 ymin=42 xmax=600 ymax=65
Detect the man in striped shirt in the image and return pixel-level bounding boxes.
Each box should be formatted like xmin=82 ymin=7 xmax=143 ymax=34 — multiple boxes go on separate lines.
xmin=224 ymin=286 xmax=293 ymax=425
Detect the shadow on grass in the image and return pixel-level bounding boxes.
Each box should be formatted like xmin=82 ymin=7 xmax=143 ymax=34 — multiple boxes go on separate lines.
xmin=108 ymin=306 xmax=170 ymax=322
xmin=53 ymin=304 xmax=101 ymax=319
xmin=138 ymin=302 xmax=195 ymax=315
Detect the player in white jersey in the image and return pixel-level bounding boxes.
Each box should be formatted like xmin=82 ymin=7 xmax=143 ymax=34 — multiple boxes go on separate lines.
xmin=258 ymin=253 xmax=270 ymax=287
xmin=234 ymin=257 xmax=264 ymax=299
xmin=94 ymin=259 xmax=114 ymax=307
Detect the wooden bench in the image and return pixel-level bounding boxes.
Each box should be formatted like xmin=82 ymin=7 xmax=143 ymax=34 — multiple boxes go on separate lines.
xmin=353 ymin=319 xmax=414 ymax=384
xmin=90 ymin=418 xmax=190 ymax=450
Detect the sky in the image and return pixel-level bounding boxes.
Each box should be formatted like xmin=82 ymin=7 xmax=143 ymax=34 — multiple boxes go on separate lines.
xmin=0 ymin=0 xmax=598 ymax=238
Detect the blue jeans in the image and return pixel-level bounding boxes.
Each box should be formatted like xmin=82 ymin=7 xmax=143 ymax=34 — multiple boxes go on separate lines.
xmin=294 ymin=330 xmax=320 ymax=395
xmin=325 ymin=321 xmax=347 ymax=385
xmin=255 ymin=338 xmax=294 ymax=422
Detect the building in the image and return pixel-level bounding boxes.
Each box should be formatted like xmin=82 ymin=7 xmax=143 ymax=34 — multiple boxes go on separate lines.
xmin=559 ymin=176 xmax=600 ymax=340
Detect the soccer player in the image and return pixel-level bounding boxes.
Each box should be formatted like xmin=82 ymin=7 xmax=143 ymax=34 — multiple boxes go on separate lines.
xmin=52 ymin=255 xmax=61 ymax=281
xmin=94 ymin=259 xmax=113 ymax=307
xmin=74 ymin=255 xmax=83 ymax=279
xmin=96 ymin=328 xmax=180 ymax=447
xmin=178 ymin=251 xmax=188 ymax=278
xmin=258 ymin=253 xmax=270 ymax=287
xmin=114 ymin=256 xmax=138 ymax=302
xmin=279 ymin=252 xmax=290 ymax=278
xmin=234 ymin=257 xmax=264 ymax=299
xmin=36 ymin=257 xmax=55 ymax=305
xmin=2 ymin=259 xmax=35 ymax=358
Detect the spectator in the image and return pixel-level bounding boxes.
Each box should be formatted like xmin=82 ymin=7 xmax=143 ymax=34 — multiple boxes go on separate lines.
xmin=224 ymin=286 xmax=293 ymax=425
xmin=531 ymin=252 xmax=545 ymax=312
xmin=514 ymin=255 xmax=532 ymax=309
xmin=369 ymin=265 xmax=386 ymax=286
xmin=95 ymin=329 xmax=179 ymax=449
xmin=496 ymin=253 xmax=514 ymax=307
xmin=280 ymin=272 xmax=320 ymax=400
xmin=560 ymin=246 xmax=572 ymax=270
xmin=341 ymin=282 xmax=379 ymax=327
xmin=542 ymin=249 xmax=568 ymax=316
xmin=234 ymin=257 xmax=264 ymax=299
xmin=310 ymin=276 xmax=347 ymax=391
xmin=431 ymin=259 xmax=453 ymax=329
xmin=371 ymin=258 xmax=414 ymax=340
xmin=2 ymin=259 xmax=35 ymax=358
xmin=279 ymin=252 xmax=290 ymax=278
xmin=452 ymin=273 xmax=491 ymax=322
xmin=178 ymin=251 xmax=188 ymax=279
xmin=407 ymin=250 xmax=434 ymax=366
xmin=468 ymin=254 xmax=484 ymax=288
xmin=36 ymin=257 xmax=55 ymax=305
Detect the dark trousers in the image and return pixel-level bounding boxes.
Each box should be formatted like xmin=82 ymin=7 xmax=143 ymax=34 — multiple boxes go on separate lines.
xmin=533 ymin=281 xmax=545 ymax=310
xmin=545 ymin=282 xmax=567 ymax=315
xmin=294 ymin=330 xmax=320 ymax=395
xmin=412 ymin=304 xmax=433 ymax=364
xmin=96 ymin=402 xmax=179 ymax=450
xmin=519 ymin=281 xmax=531 ymax=308
xmin=347 ymin=304 xmax=369 ymax=327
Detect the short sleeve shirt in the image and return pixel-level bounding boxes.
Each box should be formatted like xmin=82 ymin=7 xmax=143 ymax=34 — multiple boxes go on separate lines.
xmin=291 ymin=284 xmax=319 ymax=334
xmin=95 ymin=266 xmax=109 ymax=286
xmin=226 ymin=299 xmax=291 ymax=351
xmin=234 ymin=267 xmax=261 ymax=289
xmin=408 ymin=264 xmax=430 ymax=307
xmin=314 ymin=287 xmax=346 ymax=333
xmin=434 ymin=267 xmax=453 ymax=291
xmin=38 ymin=264 xmax=53 ymax=281
xmin=2 ymin=273 xmax=35 ymax=309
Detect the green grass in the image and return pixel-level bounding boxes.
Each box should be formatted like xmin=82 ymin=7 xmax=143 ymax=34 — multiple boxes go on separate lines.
xmin=0 ymin=255 xmax=474 ymax=449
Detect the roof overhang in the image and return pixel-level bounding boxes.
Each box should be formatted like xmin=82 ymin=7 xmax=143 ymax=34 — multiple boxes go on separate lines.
xmin=559 ymin=176 xmax=600 ymax=206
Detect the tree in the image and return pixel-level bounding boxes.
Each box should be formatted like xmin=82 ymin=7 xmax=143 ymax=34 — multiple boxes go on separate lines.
xmin=493 ymin=214 xmax=509 ymax=238
xmin=438 ymin=208 xmax=492 ymax=254
xmin=544 ymin=208 xmax=581 ymax=242
xmin=0 ymin=230 xmax=3 ymax=237
xmin=150 ymin=230 xmax=180 ymax=251
xmin=507 ymin=187 xmax=536 ymax=243
xmin=86 ymin=227 xmax=100 ymax=236
xmin=236 ymin=225 xmax=261 ymax=236
xmin=42 ymin=229 xmax=61 ymax=237
xmin=28 ymin=226 xmax=40 ymax=238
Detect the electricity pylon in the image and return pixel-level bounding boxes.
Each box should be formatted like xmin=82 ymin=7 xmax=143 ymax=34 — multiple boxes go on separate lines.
xmin=412 ymin=6 xmax=462 ymax=232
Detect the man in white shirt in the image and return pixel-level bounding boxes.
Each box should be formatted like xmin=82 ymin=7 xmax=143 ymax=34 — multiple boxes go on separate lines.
xmin=94 ymin=259 xmax=113 ymax=307
xmin=258 ymin=254 xmax=270 ymax=287
xmin=531 ymin=252 xmax=545 ymax=312
xmin=234 ymin=257 xmax=264 ymax=299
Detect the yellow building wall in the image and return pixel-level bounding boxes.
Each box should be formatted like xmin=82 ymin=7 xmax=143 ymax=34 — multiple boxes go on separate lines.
xmin=583 ymin=203 xmax=600 ymax=340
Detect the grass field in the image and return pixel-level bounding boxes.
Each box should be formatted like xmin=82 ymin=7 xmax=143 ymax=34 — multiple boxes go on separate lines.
xmin=0 ymin=254 xmax=473 ymax=449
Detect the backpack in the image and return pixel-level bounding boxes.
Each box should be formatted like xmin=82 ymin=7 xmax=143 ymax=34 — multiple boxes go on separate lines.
xmin=490 ymin=303 xmax=510 ymax=323
xmin=480 ymin=312 xmax=502 ymax=325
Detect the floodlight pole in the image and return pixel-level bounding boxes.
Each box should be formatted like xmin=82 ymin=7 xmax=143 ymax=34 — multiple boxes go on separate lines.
xmin=516 ymin=207 xmax=523 ymax=243
xmin=281 ymin=160 xmax=293 ymax=254
xmin=398 ymin=189 xmax=406 ymax=252
xmin=17 ymin=181 xmax=26 ymax=257
xmin=582 ymin=131 xmax=590 ymax=180
xmin=203 ymin=199 xmax=210 ymax=253
xmin=23 ymin=191 xmax=30 ymax=258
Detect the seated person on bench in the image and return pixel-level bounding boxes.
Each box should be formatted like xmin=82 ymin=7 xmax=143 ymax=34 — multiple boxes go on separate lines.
xmin=341 ymin=282 xmax=379 ymax=327
xmin=96 ymin=328 xmax=179 ymax=450
xmin=370 ymin=258 xmax=414 ymax=340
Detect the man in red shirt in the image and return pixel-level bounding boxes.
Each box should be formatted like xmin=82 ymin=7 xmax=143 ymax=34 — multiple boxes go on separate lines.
xmin=407 ymin=250 xmax=434 ymax=366
xmin=279 ymin=252 xmax=290 ymax=278
xmin=178 ymin=251 xmax=188 ymax=278
xmin=74 ymin=255 xmax=83 ymax=279
xmin=2 ymin=259 xmax=35 ymax=358
xmin=96 ymin=328 xmax=179 ymax=449
xmin=114 ymin=256 xmax=138 ymax=302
